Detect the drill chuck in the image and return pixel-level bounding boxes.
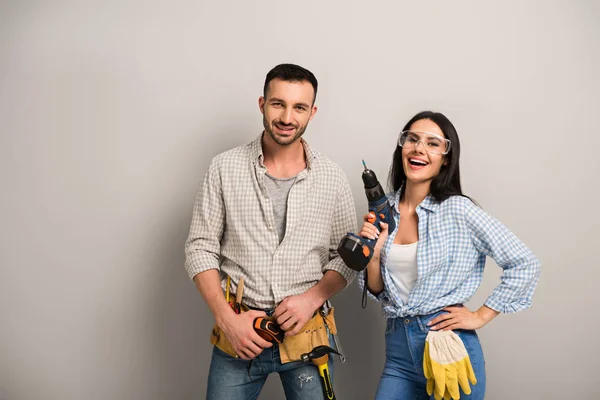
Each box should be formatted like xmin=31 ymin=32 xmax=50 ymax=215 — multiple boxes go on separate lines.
xmin=362 ymin=161 xmax=386 ymax=203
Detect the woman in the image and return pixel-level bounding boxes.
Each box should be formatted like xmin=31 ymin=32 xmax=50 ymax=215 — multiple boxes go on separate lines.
xmin=358 ymin=111 xmax=541 ymax=400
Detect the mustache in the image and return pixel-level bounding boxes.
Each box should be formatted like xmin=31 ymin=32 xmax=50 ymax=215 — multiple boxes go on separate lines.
xmin=274 ymin=120 xmax=298 ymax=128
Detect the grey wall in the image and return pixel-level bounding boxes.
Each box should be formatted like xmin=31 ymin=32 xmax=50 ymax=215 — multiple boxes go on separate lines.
xmin=1 ymin=1 xmax=598 ymax=399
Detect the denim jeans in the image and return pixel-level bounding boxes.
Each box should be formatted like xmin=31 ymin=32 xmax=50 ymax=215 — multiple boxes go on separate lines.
xmin=375 ymin=311 xmax=486 ymax=400
xmin=206 ymin=328 xmax=335 ymax=400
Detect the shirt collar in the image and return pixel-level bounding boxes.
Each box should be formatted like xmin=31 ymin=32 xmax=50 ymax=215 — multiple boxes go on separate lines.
xmin=251 ymin=132 xmax=317 ymax=170
xmin=388 ymin=184 xmax=440 ymax=213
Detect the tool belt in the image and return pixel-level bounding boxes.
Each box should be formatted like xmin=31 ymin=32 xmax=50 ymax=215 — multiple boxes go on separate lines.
xmin=209 ymin=300 xmax=338 ymax=364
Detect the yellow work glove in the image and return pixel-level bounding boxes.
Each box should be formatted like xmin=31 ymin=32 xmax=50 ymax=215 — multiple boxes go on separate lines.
xmin=423 ymin=330 xmax=477 ymax=400
xmin=424 ymin=339 xmax=451 ymax=400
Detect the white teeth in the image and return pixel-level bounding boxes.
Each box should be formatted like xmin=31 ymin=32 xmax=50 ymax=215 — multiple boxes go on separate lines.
xmin=410 ymin=159 xmax=428 ymax=165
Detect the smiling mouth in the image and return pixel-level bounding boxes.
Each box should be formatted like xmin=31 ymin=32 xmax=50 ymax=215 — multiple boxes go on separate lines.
xmin=408 ymin=158 xmax=429 ymax=167
xmin=274 ymin=123 xmax=296 ymax=133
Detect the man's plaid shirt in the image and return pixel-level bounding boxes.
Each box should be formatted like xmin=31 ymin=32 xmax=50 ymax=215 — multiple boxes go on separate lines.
xmin=185 ymin=134 xmax=358 ymax=309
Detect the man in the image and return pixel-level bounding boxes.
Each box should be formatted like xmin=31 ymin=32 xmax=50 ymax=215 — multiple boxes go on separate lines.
xmin=185 ymin=63 xmax=357 ymax=399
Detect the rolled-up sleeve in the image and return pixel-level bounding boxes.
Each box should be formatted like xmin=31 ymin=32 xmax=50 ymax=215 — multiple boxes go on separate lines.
xmin=465 ymin=203 xmax=541 ymax=313
xmin=324 ymin=172 xmax=358 ymax=285
xmin=184 ymin=159 xmax=225 ymax=281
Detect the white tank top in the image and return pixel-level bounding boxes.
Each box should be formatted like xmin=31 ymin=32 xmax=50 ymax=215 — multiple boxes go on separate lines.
xmin=386 ymin=242 xmax=418 ymax=304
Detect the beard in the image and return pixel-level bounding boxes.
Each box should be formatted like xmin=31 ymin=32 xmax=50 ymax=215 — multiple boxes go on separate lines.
xmin=263 ymin=116 xmax=308 ymax=146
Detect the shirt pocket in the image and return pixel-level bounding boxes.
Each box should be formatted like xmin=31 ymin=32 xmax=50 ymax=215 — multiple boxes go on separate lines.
xmin=417 ymin=232 xmax=448 ymax=279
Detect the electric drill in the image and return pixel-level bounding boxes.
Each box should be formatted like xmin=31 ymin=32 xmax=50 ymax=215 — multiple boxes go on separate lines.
xmin=337 ymin=160 xmax=396 ymax=271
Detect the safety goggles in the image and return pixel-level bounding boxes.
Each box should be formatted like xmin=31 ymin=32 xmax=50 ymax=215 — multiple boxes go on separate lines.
xmin=398 ymin=130 xmax=451 ymax=155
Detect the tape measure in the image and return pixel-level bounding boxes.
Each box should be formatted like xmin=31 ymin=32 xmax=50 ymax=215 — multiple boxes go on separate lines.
xmin=253 ymin=317 xmax=285 ymax=343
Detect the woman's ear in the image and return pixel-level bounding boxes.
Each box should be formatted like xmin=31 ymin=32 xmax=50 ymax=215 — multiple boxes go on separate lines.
xmin=443 ymin=157 xmax=450 ymax=167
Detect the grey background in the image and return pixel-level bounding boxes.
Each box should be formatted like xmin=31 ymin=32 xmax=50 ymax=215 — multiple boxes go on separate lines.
xmin=1 ymin=1 xmax=598 ymax=399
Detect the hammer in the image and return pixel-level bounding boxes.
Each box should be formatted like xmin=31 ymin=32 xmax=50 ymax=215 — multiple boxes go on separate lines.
xmin=300 ymin=345 xmax=341 ymax=400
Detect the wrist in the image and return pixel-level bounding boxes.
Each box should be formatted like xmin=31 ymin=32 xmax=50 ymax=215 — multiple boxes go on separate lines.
xmin=304 ymin=289 xmax=326 ymax=311
xmin=367 ymin=257 xmax=380 ymax=271
xmin=475 ymin=306 xmax=499 ymax=325
xmin=214 ymin=301 xmax=236 ymax=329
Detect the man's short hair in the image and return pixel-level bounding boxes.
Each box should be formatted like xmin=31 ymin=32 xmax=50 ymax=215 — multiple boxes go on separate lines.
xmin=263 ymin=63 xmax=318 ymax=103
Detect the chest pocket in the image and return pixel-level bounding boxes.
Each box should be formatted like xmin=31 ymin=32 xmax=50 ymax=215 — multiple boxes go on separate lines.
xmin=416 ymin=215 xmax=448 ymax=280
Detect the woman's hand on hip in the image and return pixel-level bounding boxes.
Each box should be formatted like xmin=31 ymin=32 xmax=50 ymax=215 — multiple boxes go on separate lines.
xmin=427 ymin=305 xmax=499 ymax=331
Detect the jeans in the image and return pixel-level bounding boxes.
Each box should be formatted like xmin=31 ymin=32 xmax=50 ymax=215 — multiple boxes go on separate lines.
xmin=206 ymin=328 xmax=335 ymax=399
xmin=375 ymin=311 xmax=486 ymax=400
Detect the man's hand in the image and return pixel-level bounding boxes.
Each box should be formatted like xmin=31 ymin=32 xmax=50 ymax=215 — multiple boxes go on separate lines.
xmin=273 ymin=293 xmax=319 ymax=337
xmin=218 ymin=309 xmax=273 ymax=360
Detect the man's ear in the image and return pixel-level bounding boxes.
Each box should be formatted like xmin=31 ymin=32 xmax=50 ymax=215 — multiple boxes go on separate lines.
xmin=309 ymin=105 xmax=318 ymax=121
xmin=258 ymin=96 xmax=265 ymax=114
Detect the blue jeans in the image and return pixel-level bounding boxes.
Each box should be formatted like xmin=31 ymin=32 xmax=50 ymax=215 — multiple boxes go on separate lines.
xmin=375 ymin=311 xmax=486 ymax=400
xmin=206 ymin=332 xmax=335 ymax=400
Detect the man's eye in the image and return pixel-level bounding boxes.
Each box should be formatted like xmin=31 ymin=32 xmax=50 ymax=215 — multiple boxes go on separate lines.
xmin=272 ymin=102 xmax=282 ymax=107
xmin=295 ymin=106 xmax=306 ymax=111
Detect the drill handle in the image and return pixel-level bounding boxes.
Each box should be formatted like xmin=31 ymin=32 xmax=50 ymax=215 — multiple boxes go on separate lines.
xmin=366 ymin=209 xmax=395 ymax=241
xmin=367 ymin=196 xmax=396 ymax=236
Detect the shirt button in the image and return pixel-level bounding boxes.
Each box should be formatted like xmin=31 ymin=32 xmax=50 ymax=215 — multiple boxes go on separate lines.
xmin=404 ymin=318 xmax=410 ymax=324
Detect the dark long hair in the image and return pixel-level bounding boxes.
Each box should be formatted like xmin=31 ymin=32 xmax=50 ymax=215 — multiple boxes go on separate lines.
xmin=388 ymin=111 xmax=464 ymax=202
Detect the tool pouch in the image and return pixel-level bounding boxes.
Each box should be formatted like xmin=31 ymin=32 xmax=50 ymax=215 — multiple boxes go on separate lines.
xmin=279 ymin=307 xmax=337 ymax=364
xmin=210 ymin=324 xmax=239 ymax=358
xmin=208 ymin=303 xmax=338 ymax=363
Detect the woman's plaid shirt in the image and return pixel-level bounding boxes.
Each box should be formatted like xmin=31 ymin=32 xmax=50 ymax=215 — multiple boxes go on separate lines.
xmin=358 ymin=189 xmax=541 ymax=318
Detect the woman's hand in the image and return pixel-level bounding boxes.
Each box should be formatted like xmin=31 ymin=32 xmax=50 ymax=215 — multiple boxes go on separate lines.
xmin=427 ymin=305 xmax=499 ymax=331
xmin=359 ymin=213 xmax=389 ymax=260
xmin=359 ymin=213 xmax=389 ymax=296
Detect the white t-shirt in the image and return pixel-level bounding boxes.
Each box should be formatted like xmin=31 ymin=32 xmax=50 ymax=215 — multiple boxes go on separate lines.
xmin=386 ymin=242 xmax=418 ymax=304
